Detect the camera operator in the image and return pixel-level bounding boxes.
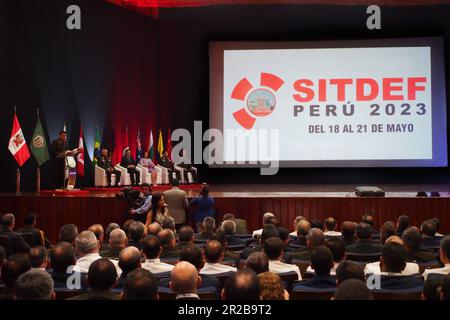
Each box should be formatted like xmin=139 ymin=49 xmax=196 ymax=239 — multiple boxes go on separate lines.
xmin=129 ymin=183 xmax=152 ymax=224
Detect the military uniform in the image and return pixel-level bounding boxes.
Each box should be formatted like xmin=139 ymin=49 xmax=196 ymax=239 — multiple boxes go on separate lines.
xmin=159 ymin=155 xmax=181 ymax=184
xmin=97 ymin=155 xmax=121 ymax=187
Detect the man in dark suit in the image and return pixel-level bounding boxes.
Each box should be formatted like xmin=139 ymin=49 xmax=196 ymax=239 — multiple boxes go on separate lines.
xmin=48 ymin=242 xmax=77 ymax=288
xmin=158 ymin=229 xmax=180 ymax=260
xmin=378 ymin=242 xmax=424 ymax=291
xmin=0 ymin=213 xmax=30 ymax=255
xmin=159 ymin=150 xmax=181 ymax=184
xmin=286 ymin=228 xmax=325 ymax=263
xmin=176 ymin=226 xmax=195 ymax=251
xmin=121 ymin=149 xmax=140 ymax=186
xmin=403 ymin=226 xmax=438 ymax=263
xmin=420 ymin=219 xmax=442 ymax=248
xmin=240 ymin=225 xmax=279 ymax=260
xmin=170 ymin=261 xmax=201 ymax=300
xmin=50 ymin=131 xmax=68 ymax=189
xmin=116 ymin=247 xmax=141 ymax=290
xmin=362 ymin=214 xmax=381 ymax=240
xmin=346 ymin=222 xmax=383 ymax=255
xmin=100 ymin=229 xmax=127 ymax=260
xmin=289 ymin=220 xmax=310 ymax=248
xmin=17 ymin=212 xmax=50 ymax=248
xmin=97 ymin=148 xmax=121 ymax=187
xmin=341 ymin=221 xmax=357 ymax=247
xmin=222 ymin=220 xmax=246 ymax=247
xmin=177 ymin=149 xmax=198 ymax=184
xmin=127 ymin=222 xmax=145 ymax=250
xmin=222 ymin=213 xmax=248 ymax=235
xmin=121 ymin=268 xmax=158 ymax=300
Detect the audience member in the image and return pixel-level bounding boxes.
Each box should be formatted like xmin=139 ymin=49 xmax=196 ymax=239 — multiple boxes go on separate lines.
xmin=422 ymin=276 xmax=444 ymax=300
xmin=49 ymin=242 xmax=76 ymax=287
xmin=396 ymin=215 xmax=411 ymax=237
xmin=0 ymin=213 xmax=31 ymax=254
xmin=200 ymin=240 xmax=237 ymax=275
xmin=58 ymin=223 xmax=78 ymax=244
xmin=117 ymin=247 xmax=141 ymax=288
xmin=88 ymin=224 xmax=106 ymax=251
xmin=403 ymin=226 xmax=437 ymax=263
xmin=176 ymin=226 xmax=195 ymax=250
xmin=346 ymin=222 xmax=382 ymax=255
xmin=0 ymin=254 xmax=31 ymax=300
xmin=128 ymin=221 xmax=146 ymax=250
xmin=29 ymin=246 xmax=48 ymax=270
xmin=196 ymin=216 xmax=216 ymax=240
xmin=222 ymin=213 xmax=248 ymax=234
xmin=324 ymin=217 xmax=341 ymax=237
xmin=252 ymin=212 xmax=275 ymax=237
xmin=264 ymin=237 xmax=301 ymax=280
xmin=286 ymin=228 xmax=325 ymax=262
xmin=222 ymin=220 xmax=246 ymax=246
xmin=14 ymin=269 xmax=55 ymax=300
xmin=170 ymin=261 xmax=201 ymax=300
xmin=73 ymin=230 xmax=102 ymax=273
xmin=241 ymin=224 xmax=280 ymax=260
xmin=335 ymin=261 xmax=365 ymax=285
xmin=246 ymin=252 xmax=269 ymax=275
xmin=104 ymin=223 xmax=120 ymax=245
xmin=121 ymin=268 xmax=158 ymax=300
xmin=221 ymin=269 xmax=260 ymax=300
xmin=341 ymin=221 xmax=357 ymax=246
xmin=293 ymin=246 xmax=335 ymax=289
xmin=289 ymin=219 xmax=310 ymax=247
xmin=423 ymin=237 xmax=450 ymax=280
xmin=258 ymin=271 xmax=288 ymax=300
xmin=421 ymin=219 xmax=441 ymax=248
xmin=211 ymin=230 xmax=240 ymax=266
xmin=334 ymin=279 xmax=373 ymax=300
xmin=157 ymin=229 xmax=180 ymax=259
xmin=147 ymin=222 xmax=162 ymax=236
xmin=17 ymin=212 xmax=49 ymax=247
xmin=100 ymin=228 xmax=127 ymax=259
xmin=141 ymin=235 xmax=174 ymax=274
xmin=289 ymin=215 xmax=305 ymax=237
xmin=380 ymin=221 xmax=397 ymax=244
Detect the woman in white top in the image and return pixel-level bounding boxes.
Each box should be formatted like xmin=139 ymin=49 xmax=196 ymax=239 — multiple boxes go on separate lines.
xmin=139 ymin=151 xmax=158 ymax=185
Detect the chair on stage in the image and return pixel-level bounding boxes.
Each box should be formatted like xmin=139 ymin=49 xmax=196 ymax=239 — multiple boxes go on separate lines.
xmin=174 ymin=165 xmax=198 ymax=184
xmin=94 ymin=165 xmax=117 ymax=187
xmin=156 ymin=165 xmax=170 ymax=184
xmin=136 ymin=164 xmax=163 ymax=185
xmin=115 ymin=164 xmax=132 ymax=186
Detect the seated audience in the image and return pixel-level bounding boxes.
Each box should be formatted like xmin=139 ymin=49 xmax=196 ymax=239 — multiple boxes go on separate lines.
xmin=123 ymin=219 xmax=136 ymax=236
xmin=73 ymin=231 xmax=103 ymax=273
xmin=49 ymin=242 xmax=76 ymax=287
xmin=104 ymin=222 xmax=120 ymax=245
xmin=258 ymin=271 xmax=289 ymax=300
xmin=141 ymin=235 xmax=174 ymax=274
xmin=396 ymin=215 xmax=411 ymax=238
xmin=286 ymin=228 xmax=325 ymax=262
xmin=380 ymin=221 xmax=397 ymax=244
xmin=252 ymin=212 xmax=275 ymax=237
xmin=176 ymin=226 xmax=195 ymax=251
xmin=117 ymin=247 xmax=141 ymax=289
xmin=293 ymin=246 xmax=336 ymax=289
xmin=29 ymin=246 xmax=49 ymax=270
xmin=422 ymin=276 xmax=444 ymax=300
xmin=58 ymin=223 xmax=78 ymax=244
xmin=222 ymin=213 xmax=248 ymax=235
xmin=157 ymin=229 xmax=180 ymax=260
xmin=310 ymin=219 xmax=323 ymax=230
xmin=431 ymin=218 xmax=444 ymax=237
xmin=0 ymin=254 xmax=31 ymax=300
xmin=335 ymin=261 xmax=365 ymax=285
xmin=222 ymin=220 xmax=246 ymax=246
xmin=289 ymin=215 xmax=305 ymax=237
xmin=403 ymin=226 xmax=437 ymax=263
xmin=241 ymin=224 xmax=280 ymax=260
xmin=246 ymin=252 xmax=270 ymax=275
xmin=289 ymin=219 xmax=310 ymax=247
xmin=196 ymin=216 xmax=216 ymax=240
xmin=170 ymin=261 xmax=201 ymax=300
xmin=421 ymin=219 xmax=441 ymax=248
xmin=161 ymin=216 xmax=176 ymax=233
xmin=121 ymin=268 xmax=158 ymax=300
xmin=0 ymin=213 xmax=31 ymax=254
xmin=341 ymin=221 xmax=357 ymax=246
xmin=100 ymin=228 xmax=127 ymax=259
xmin=211 ymin=230 xmax=240 ymax=266
xmin=334 ymin=279 xmax=373 ymax=300
xmin=147 ymin=222 xmax=162 ymax=236
xmin=70 ymin=258 xmax=119 ymax=300
xmin=14 ymin=269 xmax=55 ymax=300
xmin=127 ymin=222 xmax=146 ymax=250
xmin=88 ymin=224 xmax=107 ymax=251
xmin=307 ymin=238 xmax=345 ymax=276
xmin=17 ymin=212 xmax=49 ymax=247
xmin=346 ymin=222 xmax=383 ymax=255
xmin=324 ymin=217 xmax=342 ymax=237
xmin=264 ymin=237 xmax=301 ymax=280
xmin=278 ymin=227 xmax=292 ymax=252
xmin=200 ymin=240 xmax=237 ymax=275
xmin=423 ymin=237 xmax=450 ymax=280
xmin=221 ymin=269 xmax=260 ymax=300
xmin=361 ymin=214 xmax=378 ymax=237
xmin=442 ymin=273 xmax=450 ymax=300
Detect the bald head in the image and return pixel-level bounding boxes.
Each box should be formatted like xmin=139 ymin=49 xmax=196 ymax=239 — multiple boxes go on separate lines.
xmin=157 ymin=229 xmax=176 ymax=248
xmin=118 ymin=247 xmax=141 ymax=276
xmin=88 ymin=224 xmax=104 ymax=242
xmin=307 ymin=228 xmax=325 ymax=247
xmin=147 ymin=222 xmax=162 ymax=236
xmin=170 ymin=261 xmax=200 ymax=294
xmin=262 ymin=212 xmax=275 ymax=225
xmin=341 ymin=221 xmax=357 ymax=239
xmin=204 ymin=240 xmax=223 ymax=263
xmin=109 ymin=229 xmax=127 ymax=248
xmin=297 ymin=220 xmax=311 ymax=237
xmin=385 ymin=235 xmax=404 ymax=246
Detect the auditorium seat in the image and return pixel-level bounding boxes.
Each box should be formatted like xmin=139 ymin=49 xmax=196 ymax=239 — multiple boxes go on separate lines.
xmin=174 ymin=165 xmax=197 ymax=184
xmin=0 ymin=236 xmax=12 ymax=257
xmin=346 ymin=253 xmax=381 ymax=263
xmin=418 ymin=261 xmax=442 ymax=274
xmin=94 ymin=165 xmax=117 ymax=187
xmin=158 ymin=286 xmax=217 ymax=300
xmin=114 ymin=164 xmax=132 ymax=186
xmin=372 ymin=290 xmax=422 ymax=300
xmin=290 ymin=259 xmax=311 ymax=278
xmin=291 ymin=288 xmax=335 ymax=300
xmin=54 ymin=288 xmax=84 ymax=300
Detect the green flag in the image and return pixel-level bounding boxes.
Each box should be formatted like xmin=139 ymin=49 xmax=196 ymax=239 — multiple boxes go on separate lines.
xmin=93 ymin=127 xmax=100 ymax=166
xmin=30 ymin=116 xmax=49 ymax=166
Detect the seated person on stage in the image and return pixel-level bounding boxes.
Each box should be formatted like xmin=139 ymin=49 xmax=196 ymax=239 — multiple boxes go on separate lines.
xmin=159 ymin=150 xmax=181 ymax=184
xmin=293 ymin=246 xmax=336 ymax=290
xmin=157 ymin=229 xmax=180 ymax=260
xmin=345 ymin=222 xmax=383 ymax=255
xmin=241 ymin=224 xmax=280 ymax=260
xmin=200 ymin=240 xmax=237 ymax=276
xmin=139 ymin=151 xmax=158 ymax=185
xmin=420 ymin=219 xmax=442 ymax=248
xmin=221 ymin=269 xmax=261 ymax=300
xmin=341 ymin=221 xmax=357 ymax=247
xmin=141 ymin=235 xmax=174 ymax=275
xmin=364 ymin=236 xmax=419 ymax=276
xmin=100 ymin=229 xmax=128 ymax=260
xmin=170 ymin=262 xmax=201 ymax=301
xmin=129 ymin=183 xmax=152 ymax=226
xmin=377 ymin=242 xmax=424 ymax=291
xmin=121 ymin=268 xmax=158 ymax=300
xmin=97 ymin=148 xmax=121 ymax=187
xmin=289 ymin=216 xmax=305 ymax=237
xmin=264 ymin=237 xmax=301 ymax=280
xmin=252 ymin=212 xmax=276 ymax=237
xmin=289 ymin=219 xmax=311 ymax=247
xmin=380 ymin=221 xmax=397 ymax=245
xmin=0 ymin=213 xmax=30 ymax=255
xmin=116 ymin=247 xmax=141 ymax=289
xmin=396 ymin=215 xmax=411 ymax=238
xmin=423 ymin=237 xmax=450 ymax=281
xmin=222 ymin=213 xmax=248 ymax=235
xmin=177 ymin=149 xmax=198 ymax=184
xmin=403 ymin=226 xmax=438 ymax=263
xmin=285 ymin=228 xmax=325 ymax=263
xmin=324 ymin=217 xmax=342 ymax=237
xmin=221 ymin=220 xmax=246 ymax=247
xmin=306 ymin=237 xmax=345 ymax=276
xmin=121 ymin=149 xmax=140 ymax=186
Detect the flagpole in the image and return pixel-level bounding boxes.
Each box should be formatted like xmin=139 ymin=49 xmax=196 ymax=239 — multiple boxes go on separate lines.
xmin=36 ymin=108 xmax=41 ymax=193
xmin=14 ymin=106 xmax=20 ymax=194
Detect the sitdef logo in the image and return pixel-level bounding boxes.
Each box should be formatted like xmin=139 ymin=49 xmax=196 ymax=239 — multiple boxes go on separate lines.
xmin=231 ymin=72 xmax=284 ymax=129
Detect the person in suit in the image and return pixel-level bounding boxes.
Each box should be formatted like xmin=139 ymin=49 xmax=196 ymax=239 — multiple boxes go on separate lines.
xmin=285 ymin=228 xmax=325 ymax=263
xmin=380 ymin=221 xmax=397 ymax=245
xmin=121 ymin=149 xmax=140 ymax=186
xmin=163 ymin=179 xmax=189 ymax=229
xmin=420 ymin=219 xmax=442 ymax=248
xmin=88 ymin=224 xmax=108 ymax=251
xmin=289 ymin=219 xmax=310 ymax=247
xmin=293 ymin=246 xmax=336 ymax=290
xmin=0 ymin=213 xmax=30 ymax=255
xmin=341 ymin=221 xmax=357 ymax=247
xmin=176 ymin=226 xmax=195 ymax=251
xmin=97 ymin=148 xmax=121 ymax=187
xmin=116 ymin=247 xmax=141 ymax=290
xmin=403 ymin=226 xmax=438 ymax=263
xmin=100 ymin=229 xmax=128 ymax=260
xmin=196 ymin=217 xmax=216 ymax=240
xmin=159 ymin=150 xmax=181 ymax=184
xmin=170 ymin=261 xmax=201 ymax=300
xmin=221 ymin=220 xmax=246 ymax=247
xmin=361 ymin=214 xmax=380 ymax=240
xmin=211 ymin=230 xmax=241 ymax=266
xmin=48 ymin=242 xmax=77 ymax=288
xmin=121 ymin=268 xmax=158 ymax=300
xmin=289 ymin=216 xmax=305 ymax=237
xmin=29 ymin=246 xmax=49 ymax=270
xmin=127 ymin=222 xmax=146 ymax=251
xmin=221 ymin=269 xmax=260 ymax=300
xmin=222 ymin=213 xmax=248 ymax=235
xmin=200 ymin=240 xmax=237 ymax=276
xmin=378 ymin=242 xmax=424 ymax=291
xmin=240 ymin=224 xmax=280 ymax=260
xmin=141 ymin=235 xmax=174 ymax=275
xmin=423 ymin=237 xmax=450 ymax=281
xmin=14 ymin=269 xmax=55 ymax=300
xmin=246 ymin=251 xmax=269 ymax=275
xmin=324 ymin=217 xmax=342 ymax=237
xmin=50 ymin=130 xmax=68 ymax=189
xmin=177 ymin=149 xmax=198 ymax=184
xmin=264 ymin=237 xmax=301 ymax=280
xmin=157 ymin=229 xmax=180 ymax=260
xmin=58 ymin=223 xmax=78 ymax=245
xmin=335 ymin=261 xmax=366 ymax=285
xmin=345 ymin=222 xmax=383 ymax=255
xmin=396 ymin=215 xmax=411 ymax=238
xmin=17 ymin=212 xmax=50 ymax=248
xmin=70 ymin=258 xmax=120 ymax=300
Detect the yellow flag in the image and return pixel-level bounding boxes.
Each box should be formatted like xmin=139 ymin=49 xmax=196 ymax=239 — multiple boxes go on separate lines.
xmin=157 ymin=129 xmax=164 ymax=159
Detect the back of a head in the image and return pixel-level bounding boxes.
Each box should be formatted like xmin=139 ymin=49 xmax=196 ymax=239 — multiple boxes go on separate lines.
xmin=311 ymin=245 xmax=334 ymax=276
xmin=58 ymin=224 xmax=78 ymax=243
xmin=24 ymin=212 xmax=37 ymax=226
xmin=297 ymin=220 xmax=311 ymax=237
xmin=15 ymin=269 xmax=54 ymax=300
xmin=278 ymin=227 xmax=289 ymax=242
xmin=382 ymin=242 xmax=407 ymax=273
xmin=162 ymin=216 xmax=175 ymax=230
xmin=50 ymin=242 xmax=76 ymax=273
xmin=336 ymin=261 xmax=365 ymax=284
xmin=1 ymin=254 xmax=31 ymax=288
xmin=158 ymin=229 xmax=175 ymax=247
xmin=204 ymin=240 xmax=223 ymax=263
xmin=203 ymin=216 xmax=216 ymax=233
xmin=361 ymin=214 xmax=374 ymax=227
xmin=29 ymin=246 xmax=48 ymax=268
xmin=310 ymin=219 xmax=323 ymax=230
xmin=222 ymin=220 xmax=236 ymax=236
xmin=402 ymin=226 xmax=422 ymax=251
xmin=307 ymin=228 xmax=325 ymax=247
xmin=110 ymin=228 xmax=127 ymax=247
xmin=355 ymin=222 xmax=373 ymax=240
xmin=123 ymin=219 xmax=135 ymax=235
xmin=129 ymin=222 xmax=145 ymax=242
xmin=223 ymin=213 xmax=234 ymax=221
xmin=261 ymin=224 xmax=280 ymax=242
xmin=171 ymin=178 xmax=180 ymax=187
xmin=421 ymin=219 xmax=437 ymax=237
xmin=397 ymin=215 xmax=411 ymax=232
xmin=441 ymin=237 xmax=450 ymax=261
xmin=223 ymin=269 xmax=260 ymax=300
xmin=179 ymin=226 xmax=194 ymax=242
xmin=262 ymin=212 xmax=275 ymax=225
xmin=263 ymin=237 xmax=283 ymax=260
xmin=105 ymin=223 xmax=120 ymax=241
xmin=258 ymin=272 xmax=285 ymax=300
xmin=147 ymin=222 xmax=162 ymax=235
xmin=2 ymin=213 xmax=15 ymax=229
xmin=324 ymin=217 xmax=337 ymax=231
xmin=180 ymin=245 xmax=203 ymax=270
xmin=431 ymin=218 xmax=441 ymax=233
xmin=88 ymin=258 xmax=117 ymax=290
xmin=75 ymin=230 xmax=99 ymax=256
xmin=171 ymin=261 xmax=199 ymax=295
xmin=246 ymin=252 xmax=269 ymax=275
xmin=341 ymin=221 xmax=357 ymax=239
xmin=142 ymin=235 xmax=162 ymax=259
xmin=123 ymin=268 xmax=158 ymax=300
xmin=88 ymin=224 xmax=104 ymax=241
xmin=335 ymin=279 xmax=373 ymax=300
xmin=119 ymin=247 xmax=141 ymax=276
xmin=381 ymin=221 xmax=397 ymax=244
xmin=325 ymin=238 xmax=346 ymax=263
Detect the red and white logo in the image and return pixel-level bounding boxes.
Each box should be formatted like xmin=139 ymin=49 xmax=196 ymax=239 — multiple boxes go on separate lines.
xmin=230 ymin=72 xmax=284 ymax=129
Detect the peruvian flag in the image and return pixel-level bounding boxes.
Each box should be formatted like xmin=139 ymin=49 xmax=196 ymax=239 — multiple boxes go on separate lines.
xmin=76 ymin=125 xmax=84 ymax=176
xmin=8 ymin=112 xmax=30 ymax=167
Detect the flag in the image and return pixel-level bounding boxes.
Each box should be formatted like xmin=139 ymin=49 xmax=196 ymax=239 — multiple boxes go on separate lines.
xmin=123 ymin=126 xmax=129 ymax=156
xmin=136 ymin=129 xmax=143 ymax=163
xmin=8 ymin=111 xmax=30 ymax=167
xmin=92 ymin=127 xmax=101 ymax=166
xmin=157 ymin=129 xmax=164 ymax=160
xmin=111 ymin=126 xmax=116 ymax=161
xmin=166 ymin=128 xmax=172 ymax=161
xmin=30 ymin=112 xmax=49 ymax=166
xmin=76 ymin=125 xmax=84 ymax=177
xmin=148 ymin=128 xmax=154 ymax=161
xmin=63 ymin=122 xmax=67 ymax=132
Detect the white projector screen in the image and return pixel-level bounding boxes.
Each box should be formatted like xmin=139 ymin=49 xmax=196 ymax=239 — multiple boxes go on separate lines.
xmin=209 ymin=38 xmax=447 ymax=168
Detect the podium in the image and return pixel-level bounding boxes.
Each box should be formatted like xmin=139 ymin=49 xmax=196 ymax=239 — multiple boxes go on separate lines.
xmin=56 ymin=149 xmax=79 ymax=191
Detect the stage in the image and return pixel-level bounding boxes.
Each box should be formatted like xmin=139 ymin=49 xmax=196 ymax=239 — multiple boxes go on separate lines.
xmin=1 ymin=184 xmax=449 ymax=243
